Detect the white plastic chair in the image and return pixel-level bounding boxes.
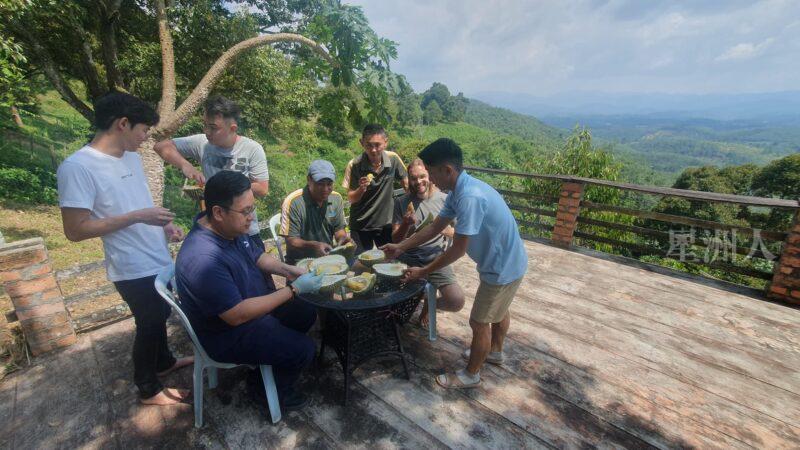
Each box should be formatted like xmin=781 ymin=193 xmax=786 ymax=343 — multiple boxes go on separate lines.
xmin=425 ymin=282 xmax=438 ymax=341
xmin=268 ymin=213 xmax=285 ymax=262
xmin=154 ymin=265 xmax=282 ymax=427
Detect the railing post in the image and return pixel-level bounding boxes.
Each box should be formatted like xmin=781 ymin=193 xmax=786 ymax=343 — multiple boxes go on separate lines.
xmin=0 ymin=237 xmax=77 ymax=355
xmin=551 ymin=182 xmax=585 ymax=248
xmin=767 ymin=211 xmax=800 ymax=305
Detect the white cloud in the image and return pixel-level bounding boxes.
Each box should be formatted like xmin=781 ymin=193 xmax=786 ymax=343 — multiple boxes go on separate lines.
xmin=715 ymin=38 xmax=775 ymax=61
xmin=348 ymin=0 xmax=800 ymax=95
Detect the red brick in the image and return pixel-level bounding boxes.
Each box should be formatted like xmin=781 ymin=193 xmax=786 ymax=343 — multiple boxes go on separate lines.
xmin=567 ymin=206 xmax=579 ymax=214
xmin=25 ymin=322 xmax=74 ymax=345
xmin=780 ymin=256 xmax=800 ymax=268
xmin=0 ymin=245 xmax=47 ymax=271
xmin=781 ymin=266 xmax=794 ymax=275
xmin=5 ymin=275 xmax=57 ymax=297
xmin=570 ymin=192 xmax=582 ymax=199
xmin=10 ymin=288 xmax=61 ymax=309
xmin=561 ymin=182 xmax=584 ymax=193
xmin=791 ymin=290 xmax=800 ymax=299
xmin=560 ymin=197 xmax=581 ymax=207
xmin=22 ymin=312 xmax=69 ymax=332
xmin=787 ymin=234 xmax=800 ymax=245
xmin=770 ymin=285 xmax=788 ymax=295
xmin=29 ymin=341 xmax=53 ymax=356
xmin=20 ymin=262 xmax=52 ymax=281
xmin=15 ymin=302 xmax=65 ymax=321
xmin=556 ymin=211 xmax=575 ymax=222
xmin=53 ymin=333 xmax=76 ymax=348
xmin=0 ymin=269 xmax=23 ymax=283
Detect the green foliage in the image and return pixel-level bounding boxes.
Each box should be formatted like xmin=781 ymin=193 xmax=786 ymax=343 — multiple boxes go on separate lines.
xmin=464 ymin=99 xmax=563 ymax=148
xmin=441 ymin=93 xmax=468 ymax=122
xmin=396 ymin=93 xmax=422 ymax=129
xmin=422 ymin=100 xmax=443 ymax=125
xmin=421 ymin=82 xmax=450 ymax=110
xmin=0 ymin=165 xmax=57 ymax=204
xmin=752 ymin=153 xmax=800 ymax=199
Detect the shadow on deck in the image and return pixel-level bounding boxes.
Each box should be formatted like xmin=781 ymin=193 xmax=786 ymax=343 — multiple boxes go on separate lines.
xmin=2 ymin=240 xmax=799 ymax=449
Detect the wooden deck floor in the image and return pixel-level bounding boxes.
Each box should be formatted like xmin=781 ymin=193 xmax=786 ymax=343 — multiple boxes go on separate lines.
xmin=2 ymin=240 xmax=799 ymax=449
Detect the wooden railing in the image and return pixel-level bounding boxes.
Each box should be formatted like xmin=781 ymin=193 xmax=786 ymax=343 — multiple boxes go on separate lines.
xmin=465 ymin=165 xmax=800 ymax=301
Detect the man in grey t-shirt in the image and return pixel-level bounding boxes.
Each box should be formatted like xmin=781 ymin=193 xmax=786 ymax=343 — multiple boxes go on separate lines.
xmin=392 ymin=158 xmax=464 ymax=327
xmin=155 ymin=96 xmax=270 ymax=248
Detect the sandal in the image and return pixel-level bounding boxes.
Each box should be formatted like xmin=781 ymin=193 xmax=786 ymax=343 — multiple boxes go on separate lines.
xmin=435 ymin=371 xmax=481 ymax=389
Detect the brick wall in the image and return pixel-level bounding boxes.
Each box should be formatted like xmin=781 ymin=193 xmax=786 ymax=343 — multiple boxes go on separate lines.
xmin=768 ymin=212 xmax=800 ymax=305
xmin=0 ymin=237 xmax=76 ymax=355
xmin=551 ymin=182 xmax=585 ymax=247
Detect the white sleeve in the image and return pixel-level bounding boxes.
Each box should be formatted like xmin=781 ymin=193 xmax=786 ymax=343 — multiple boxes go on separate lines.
xmin=57 ymin=161 xmax=96 ymax=210
xmin=249 ymin=144 xmax=269 ymax=181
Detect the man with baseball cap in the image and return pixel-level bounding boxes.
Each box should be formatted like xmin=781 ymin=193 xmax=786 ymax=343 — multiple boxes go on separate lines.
xmin=279 ymin=160 xmax=352 ymax=265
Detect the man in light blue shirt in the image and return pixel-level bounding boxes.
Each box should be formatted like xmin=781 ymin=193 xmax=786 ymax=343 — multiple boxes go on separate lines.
xmin=383 ymin=138 xmax=528 ymax=389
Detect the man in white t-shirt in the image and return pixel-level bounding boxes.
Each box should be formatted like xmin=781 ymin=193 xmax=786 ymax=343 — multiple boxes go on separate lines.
xmin=154 ymin=96 xmax=270 ymax=250
xmin=57 ymin=92 xmax=192 ymax=406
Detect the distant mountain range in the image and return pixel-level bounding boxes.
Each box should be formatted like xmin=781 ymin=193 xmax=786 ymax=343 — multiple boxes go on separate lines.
xmin=474 ymin=90 xmax=800 ymax=124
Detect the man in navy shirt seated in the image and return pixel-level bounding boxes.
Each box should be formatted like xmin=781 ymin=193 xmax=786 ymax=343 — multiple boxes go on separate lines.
xmin=176 ymin=170 xmax=323 ymax=411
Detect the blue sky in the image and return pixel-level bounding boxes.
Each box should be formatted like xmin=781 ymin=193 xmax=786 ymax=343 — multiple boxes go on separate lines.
xmin=348 ymin=0 xmax=800 ymax=96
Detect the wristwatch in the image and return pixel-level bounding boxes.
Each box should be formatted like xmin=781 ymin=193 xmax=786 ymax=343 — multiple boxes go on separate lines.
xmin=288 ymin=284 xmax=299 ymax=298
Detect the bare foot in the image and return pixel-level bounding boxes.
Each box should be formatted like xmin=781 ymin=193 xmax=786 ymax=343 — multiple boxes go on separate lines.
xmin=140 ymin=388 xmax=190 ymax=406
xmin=157 ymin=356 xmax=194 ymax=377
xmin=417 ymin=301 xmax=429 ymax=329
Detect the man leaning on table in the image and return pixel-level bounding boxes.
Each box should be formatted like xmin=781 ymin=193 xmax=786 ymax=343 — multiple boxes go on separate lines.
xmin=382 ymin=138 xmax=528 ymax=389
xmin=280 ymin=160 xmax=352 ymax=265
xmin=175 ymin=170 xmax=323 ymax=411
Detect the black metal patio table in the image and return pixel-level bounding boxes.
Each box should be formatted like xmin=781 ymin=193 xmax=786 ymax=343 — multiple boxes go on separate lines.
xmin=296 ymin=278 xmax=426 ymax=405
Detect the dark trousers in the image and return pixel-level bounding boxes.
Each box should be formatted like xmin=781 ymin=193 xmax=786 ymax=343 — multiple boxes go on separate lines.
xmin=352 ymin=224 xmax=393 ymax=254
xmin=215 ymin=300 xmax=317 ymax=395
xmin=114 ymin=274 xmax=177 ymax=399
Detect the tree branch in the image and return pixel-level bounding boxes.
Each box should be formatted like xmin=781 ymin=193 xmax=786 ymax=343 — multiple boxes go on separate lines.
xmin=9 ymin=23 xmax=94 ymax=123
xmin=75 ymin=23 xmax=106 ymax=101
xmin=153 ymin=33 xmax=336 ymax=137
xmin=155 ymin=0 xmax=176 ymax=117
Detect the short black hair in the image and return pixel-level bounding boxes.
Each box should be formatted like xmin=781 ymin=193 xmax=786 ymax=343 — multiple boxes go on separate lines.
xmin=204 ymin=170 xmax=251 ymax=212
xmin=204 ymin=95 xmax=241 ymax=123
xmin=361 ymin=123 xmax=387 ymax=139
xmin=418 ymin=138 xmax=463 ymax=171
xmin=93 ymin=92 xmax=159 ymax=131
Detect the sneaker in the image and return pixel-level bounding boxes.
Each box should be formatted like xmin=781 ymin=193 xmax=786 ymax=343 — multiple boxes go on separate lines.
xmin=280 ymin=389 xmax=310 ymax=411
xmin=462 ymin=348 xmax=504 ymax=366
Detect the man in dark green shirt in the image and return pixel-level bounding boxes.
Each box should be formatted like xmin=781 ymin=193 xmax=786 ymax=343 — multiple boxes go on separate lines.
xmin=342 ymin=124 xmax=408 ymax=252
xmin=280 ymin=160 xmax=351 ymax=264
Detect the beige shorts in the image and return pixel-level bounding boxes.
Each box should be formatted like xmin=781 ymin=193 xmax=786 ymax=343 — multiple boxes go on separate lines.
xmin=470 ymin=277 xmax=523 ymax=324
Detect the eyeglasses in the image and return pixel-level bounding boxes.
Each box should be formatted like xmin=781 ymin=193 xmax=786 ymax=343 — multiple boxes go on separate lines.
xmin=222 ymin=206 xmax=256 ymax=217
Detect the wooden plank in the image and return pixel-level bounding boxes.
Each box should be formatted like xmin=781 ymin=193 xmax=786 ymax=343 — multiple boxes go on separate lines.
xmin=528 ymin=242 xmax=800 ymax=342
xmin=352 ymin=354 xmax=548 ymax=449
xmin=426 ymin=307 xmax=764 ymax=448
xmin=497 ymin=188 xmax=559 ymax=204
xmin=573 ymin=230 xmax=774 ymax=280
xmin=395 ymin=326 xmax=658 ymax=449
xmin=63 ymin=283 xmax=116 ymax=305
xmin=449 ymin=268 xmax=800 ymax=447
xmin=577 ymin=215 xmax=776 ymax=260
xmin=580 ymin=200 xmax=788 ymax=241
xmin=465 ymin=165 xmax=800 ymax=209
xmin=508 ymin=203 xmax=557 ymax=218
xmin=507 ymin=287 xmax=800 ymax=426
xmin=55 ymin=260 xmax=105 ymax=280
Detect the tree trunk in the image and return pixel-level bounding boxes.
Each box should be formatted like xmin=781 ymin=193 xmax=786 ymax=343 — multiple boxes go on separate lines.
xmin=98 ymin=0 xmax=124 ymax=90
xmin=155 ymin=0 xmax=176 ymax=117
xmin=10 ymin=106 xmax=23 ymax=127
xmin=142 ymin=27 xmax=335 ymax=205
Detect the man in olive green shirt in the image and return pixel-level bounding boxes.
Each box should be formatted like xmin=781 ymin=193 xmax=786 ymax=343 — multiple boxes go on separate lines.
xmin=342 ymin=124 xmax=408 ymax=252
xmin=280 ymin=160 xmax=352 ymax=264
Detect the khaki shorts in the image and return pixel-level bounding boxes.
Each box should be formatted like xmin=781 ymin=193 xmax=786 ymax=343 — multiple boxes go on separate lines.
xmin=470 ymin=277 xmax=523 ymax=324
xmin=425 ymin=265 xmax=457 ymax=289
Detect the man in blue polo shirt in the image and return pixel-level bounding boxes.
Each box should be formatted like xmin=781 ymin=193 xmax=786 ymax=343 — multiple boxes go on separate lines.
xmin=383 ymin=138 xmax=528 ymax=389
xmin=176 ymin=170 xmax=323 ymax=411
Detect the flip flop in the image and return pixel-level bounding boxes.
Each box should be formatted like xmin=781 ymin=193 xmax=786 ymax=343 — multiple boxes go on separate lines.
xmin=435 ymin=372 xmax=481 ymax=389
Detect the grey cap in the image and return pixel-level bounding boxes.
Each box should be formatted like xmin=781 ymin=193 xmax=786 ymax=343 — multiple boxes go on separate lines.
xmin=308 ymin=159 xmax=336 ymax=182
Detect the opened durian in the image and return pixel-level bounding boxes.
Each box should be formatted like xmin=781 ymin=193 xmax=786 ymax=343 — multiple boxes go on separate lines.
xmin=345 ymin=273 xmax=376 ymax=296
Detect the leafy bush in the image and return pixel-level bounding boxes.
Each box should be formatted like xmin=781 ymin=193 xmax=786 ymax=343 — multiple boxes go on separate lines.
xmin=0 ymin=166 xmax=57 ymax=204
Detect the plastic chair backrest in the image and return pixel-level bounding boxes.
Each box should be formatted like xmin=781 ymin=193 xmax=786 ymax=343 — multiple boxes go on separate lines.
xmin=268 ymin=213 xmax=285 ymax=261
xmin=154 ymin=265 xmax=213 ymax=363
